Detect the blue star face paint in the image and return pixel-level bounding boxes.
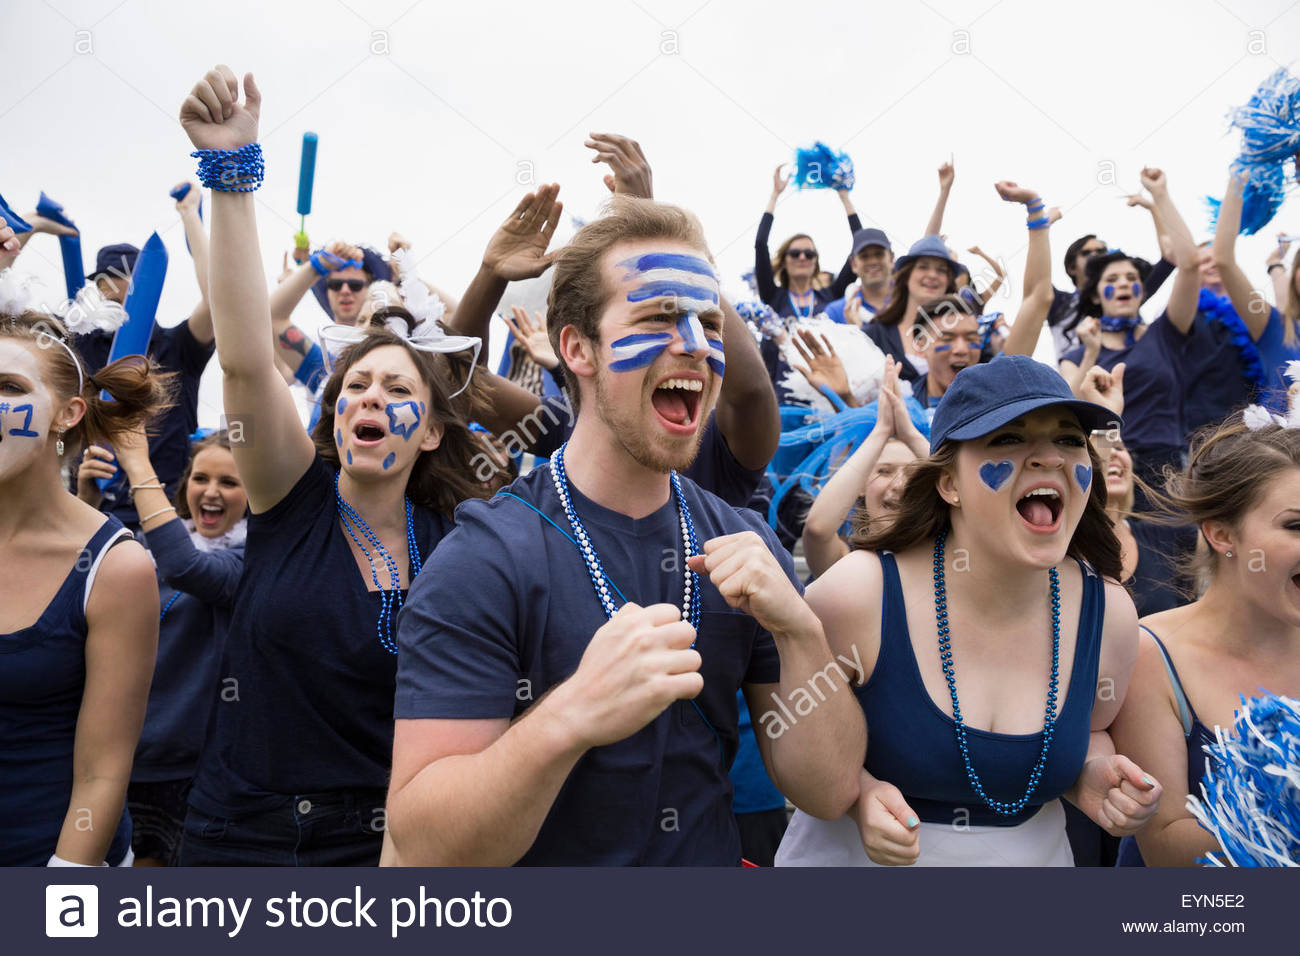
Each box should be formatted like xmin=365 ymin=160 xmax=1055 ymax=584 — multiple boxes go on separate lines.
xmin=385 ymin=401 xmax=422 ymax=440
xmin=1074 ymin=463 xmax=1092 ymax=493
xmin=609 ymin=332 xmax=673 ymax=372
xmin=383 ymin=452 xmax=396 ymax=471
xmin=978 ymin=459 xmax=1015 ymax=492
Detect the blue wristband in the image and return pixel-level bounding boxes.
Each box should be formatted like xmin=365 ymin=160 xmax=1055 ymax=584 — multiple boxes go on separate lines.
xmin=1027 ymin=217 xmax=1050 ymax=230
xmin=191 ymin=143 xmax=264 ymax=192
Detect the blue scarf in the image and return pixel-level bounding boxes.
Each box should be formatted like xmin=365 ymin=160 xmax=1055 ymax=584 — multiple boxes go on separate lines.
xmin=1198 ymin=288 xmax=1267 ymax=394
xmin=1099 ymin=313 xmax=1140 ymax=346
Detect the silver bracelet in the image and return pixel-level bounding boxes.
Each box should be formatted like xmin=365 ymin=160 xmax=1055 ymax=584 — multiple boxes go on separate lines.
xmin=138 ymin=506 xmax=176 ymax=523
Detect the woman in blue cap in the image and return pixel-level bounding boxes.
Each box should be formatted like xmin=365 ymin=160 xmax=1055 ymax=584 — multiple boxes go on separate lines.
xmin=777 ymin=354 xmax=1162 ymax=866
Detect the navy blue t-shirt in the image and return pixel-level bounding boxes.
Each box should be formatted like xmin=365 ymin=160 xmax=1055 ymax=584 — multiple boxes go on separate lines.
xmin=394 ymin=465 xmax=791 ymax=865
xmin=188 ymin=455 xmax=448 ymax=818
xmin=1060 ymin=312 xmax=1188 ymax=451
xmin=528 ymin=402 xmax=765 ymax=509
xmin=76 ymin=320 xmax=214 ymax=525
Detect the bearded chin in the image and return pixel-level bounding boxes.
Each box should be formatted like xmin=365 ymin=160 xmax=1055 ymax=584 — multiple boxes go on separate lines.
xmin=592 ymin=366 xmax=710 ymax=475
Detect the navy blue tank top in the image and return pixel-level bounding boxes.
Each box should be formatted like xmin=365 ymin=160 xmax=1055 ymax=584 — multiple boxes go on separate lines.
xmin=1117 ymin=627 xmax=1215 ymax=866
xmin=858 ymin=551 xmax=1105 ymax=827
xmin=0 ymin=516 xmax=134 ymax=865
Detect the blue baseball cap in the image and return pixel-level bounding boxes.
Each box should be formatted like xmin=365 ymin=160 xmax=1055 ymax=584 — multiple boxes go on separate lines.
xmin=928 ymin=354 xmax=1119 ymax=453
xmin=894 ymin=234 xmax=959 ymax=274
xmin=850 ymin=227 xmax=892 ymax=257
xmin=87 ymin=242 xmax=139 ymax=281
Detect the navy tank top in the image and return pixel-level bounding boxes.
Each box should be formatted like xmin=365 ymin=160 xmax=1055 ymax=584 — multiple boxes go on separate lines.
xmin=858 ymin=551 xmax=1105 ymax=827
xmin=0 ymin=516 xmax=135 ymax=865
xmin=1116 ymin=627 xmax=1215 ymax=867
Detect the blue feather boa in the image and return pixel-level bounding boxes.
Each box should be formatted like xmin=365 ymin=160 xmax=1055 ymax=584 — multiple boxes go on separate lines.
xmin=1198 ymin=287 xmax=1268 ymax=395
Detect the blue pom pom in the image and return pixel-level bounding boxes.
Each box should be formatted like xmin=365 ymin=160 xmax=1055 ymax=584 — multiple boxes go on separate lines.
xmin=1187 ymin=692 xmax=1300 ymax=867
xmin=764 ymin=397 xmax=930 ymax=530
xmin=793 ymin=142 xmax=855 ymax=191
xmin=1218 ymin=68 xmax=1300 ymax=235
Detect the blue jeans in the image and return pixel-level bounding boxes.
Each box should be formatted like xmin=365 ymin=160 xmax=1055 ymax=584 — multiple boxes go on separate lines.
xmin=179 ymin=789 xmax=386 ymax=865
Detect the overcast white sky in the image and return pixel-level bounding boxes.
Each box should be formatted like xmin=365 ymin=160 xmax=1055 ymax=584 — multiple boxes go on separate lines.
xmin=3 ymin=0 xmax=1298 ymax=426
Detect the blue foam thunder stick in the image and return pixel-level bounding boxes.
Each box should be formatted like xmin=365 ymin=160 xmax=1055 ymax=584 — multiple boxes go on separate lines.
xmin=295 ymin=132 xmax=318 ymax=256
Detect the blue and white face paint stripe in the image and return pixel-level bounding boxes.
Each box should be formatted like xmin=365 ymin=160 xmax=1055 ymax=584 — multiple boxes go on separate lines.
xmin=707 ymin=337 xmax=725 ymax=377
xmin=609 ymin=332 xmax=673 ymax=371
xmin=618 ymin=253 xmax=720 ymax=316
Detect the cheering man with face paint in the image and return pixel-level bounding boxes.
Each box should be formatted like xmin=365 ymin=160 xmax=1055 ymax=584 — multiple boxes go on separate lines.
xmin=388 ymin=197 xmax=865 ymax=866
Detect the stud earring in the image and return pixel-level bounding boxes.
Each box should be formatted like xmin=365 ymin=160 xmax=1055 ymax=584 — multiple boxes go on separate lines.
xmin=1225 ymin=550 xmax=1233 ymax=558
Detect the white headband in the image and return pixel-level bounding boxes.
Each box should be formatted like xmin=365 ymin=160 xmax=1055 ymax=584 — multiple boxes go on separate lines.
xmin=37 ymin=330 xmax=86 ymax=394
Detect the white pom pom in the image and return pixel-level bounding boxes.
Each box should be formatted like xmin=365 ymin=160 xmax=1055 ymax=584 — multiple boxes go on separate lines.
xmin=1286 ymin=360 xmax=1300 ymax=385
xmin=0 ymin=268 xmax=36 ymax=315
xmin=391 ymin=247 xmax=445 ymax=328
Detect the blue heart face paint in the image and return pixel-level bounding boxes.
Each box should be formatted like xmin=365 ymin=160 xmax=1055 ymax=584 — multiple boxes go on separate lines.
xmin=1075 ymin=464 xmax=1092 ymax=493
xmin=385 ymin=401 xmax=422 ymax=440
xmin=1102 ymin=284 xmax=1115 ymax=300
xmin=1132 ymin=281 xmax=1142 ymax=298
xmin=383 ymin=452 xmax=396 ymax=471
xmin=978 ymin=459 xmax=1015 ymax=492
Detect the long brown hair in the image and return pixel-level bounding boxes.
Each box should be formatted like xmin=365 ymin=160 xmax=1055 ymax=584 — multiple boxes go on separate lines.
xmin=0 ymin=311 xmax=174 ymax=456
xmin=1146 ymin=413 xmax=1300 ymax=582
xmin=173 ymin=430 xmax=243 ymax=519
xmin=871 ymin=260 xmax=958 ymax=327
xmin=311 ymin=325 xmax=491 ymax=519
xmin=850 ymin=436 xmax=1123 ymax=580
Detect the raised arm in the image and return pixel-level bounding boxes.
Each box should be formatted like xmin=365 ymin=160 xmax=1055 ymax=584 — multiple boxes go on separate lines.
xmin=714 ymin=296 xmax=779 ymax=469
xmin=754 ymin=165 xmax=787 ymax=305
xmin=924 ymin=158 xmax=955 ymax=237
xmin=1136 ymin=167 xmax=1199 ymax=334
xmin=172 ymin=180 xmax=215 ymax=345
xmin=966 ymin=245 xmax=1006 ymax=307
xmin=1266 ymin=234 xmax=1291 ymax=306
xmin=996 ymin=181 xmax=1054 ymax=357
xmin=1212 ymin=173 xmax=1274 ymax=340
xmin=179 ymin=65 xmax=315 ymax=512
xmin=444 ymin=185 xmax=562 ymax=361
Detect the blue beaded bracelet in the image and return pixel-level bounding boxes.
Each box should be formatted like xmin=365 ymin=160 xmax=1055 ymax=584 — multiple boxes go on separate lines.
xmin=191 ymin=143 xmax=264 ymax=193
xmin=1026 ymin=216 xmax=1050 ymax=230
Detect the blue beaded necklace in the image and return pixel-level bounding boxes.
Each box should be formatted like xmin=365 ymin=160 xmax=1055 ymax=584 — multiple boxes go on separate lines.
xmin=550 ymin=443 xmax=701 ymax=635
xmin=933 ymin=528 xmax=1061 ymax=816
xmin=334 ymin=472 xmax=422 ymax=655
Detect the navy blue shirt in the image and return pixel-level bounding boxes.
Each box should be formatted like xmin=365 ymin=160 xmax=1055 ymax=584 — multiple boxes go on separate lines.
xmin=529 ymin=402 xmax=765 ymax=509
xmin=76 ymin=320 xmax=214 ymax=525
xmin=395 ymin=465 xmax=790 ymax=865
xmin=133 ymin=518 xmax=245 ymax=783
xmin=1060 ymin=312 xmax=1188 ymax=452
xmin=188 ymin=456 xmax=448 ymax=818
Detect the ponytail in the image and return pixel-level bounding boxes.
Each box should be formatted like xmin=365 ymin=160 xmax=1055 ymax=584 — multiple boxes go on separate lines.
xmin=77 ymin=354 xmax=177 ymax=449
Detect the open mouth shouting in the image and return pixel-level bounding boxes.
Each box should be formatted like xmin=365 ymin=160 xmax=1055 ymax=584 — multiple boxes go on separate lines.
xmin=351 ymin=418 xmax=388 ymax=447
xmin=196 ymin=500 xmax=228 ymax=530
xmin=1015 ymin=483 xmax=1064 ymax=534
xmin=650 ymin=373 xmax=706 ymax=434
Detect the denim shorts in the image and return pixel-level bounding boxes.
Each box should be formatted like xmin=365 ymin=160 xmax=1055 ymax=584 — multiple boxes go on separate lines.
xmin=179 ymin=789 xmax=387 ymax=866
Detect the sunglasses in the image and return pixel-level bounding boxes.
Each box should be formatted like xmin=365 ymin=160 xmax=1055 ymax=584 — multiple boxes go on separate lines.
xmin=327 ymin=278 xmax=367 ymax=293
xmin=786 ymin=248 xmax=818 ymax=260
